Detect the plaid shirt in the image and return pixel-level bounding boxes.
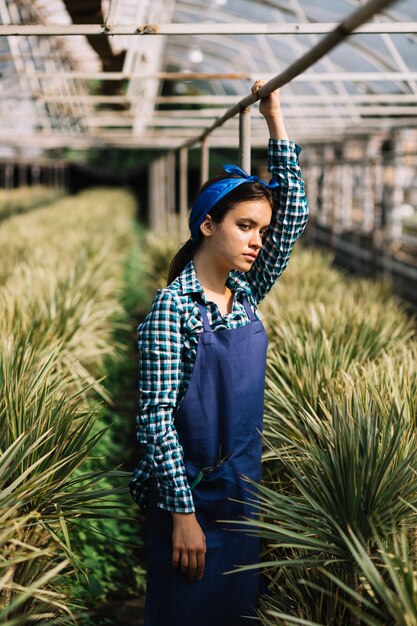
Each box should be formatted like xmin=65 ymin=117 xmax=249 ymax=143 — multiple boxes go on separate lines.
xmin=129 ymin=139 xmax=309 ymax=513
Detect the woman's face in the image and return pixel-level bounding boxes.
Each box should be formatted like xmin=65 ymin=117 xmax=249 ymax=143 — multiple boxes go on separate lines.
xmin=200 ymin=198 xmax=272 ymax=272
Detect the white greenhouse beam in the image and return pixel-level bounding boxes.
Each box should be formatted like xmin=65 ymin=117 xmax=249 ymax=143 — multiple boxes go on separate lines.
xmin=7 ymin=92 xmax=417 ymax=105
xmin=0 ymin=120 xmax=416 ymax=149
xmin=182 ymin=0 xmax=402 ymax=149
xmin=5 ymin=71 xmax=417 ymax=83
xmin=1 ymin=22 xmax=417 ymax=36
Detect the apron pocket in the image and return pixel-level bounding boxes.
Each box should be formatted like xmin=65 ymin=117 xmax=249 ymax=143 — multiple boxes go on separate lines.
xmin=185 ymin=458 xmax=246 ymax=531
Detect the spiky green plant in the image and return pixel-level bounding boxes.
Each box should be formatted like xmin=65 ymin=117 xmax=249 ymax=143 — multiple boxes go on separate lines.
xmin=0 ymin=188 xmax=143 ymax=623
xmin=222 ymin=246 xmax=417 ymax=625
xmin=228 ymin=390 xmax=417 ymax=624
xmin=318 ymin=527 xmax=417 ymax=626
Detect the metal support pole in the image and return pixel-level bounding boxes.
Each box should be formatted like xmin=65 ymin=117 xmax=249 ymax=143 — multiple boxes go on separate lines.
xmin=158 ymin=159 xmax=165 ymax=230
xmin=239 ymin=107 xmax=251 ymax=173
xmin=154 ymin=160 xmax=161 ymax=230
xmin=179 ymin=147 xmax=188 ymax=243
xmin=183 ymin=0 xmax=400 ymax=150
xmin=200 ymin=138 xmax=209 ymax=187
xmin=167 ymin=151 xmax=176 ymax=232
xmin=159 ymin=157 xmax=168 ymax=233
xmin=148 ymin=160 xmax=157 ymax=231
xmin=163 ymin=156 xmax=170 ymax=232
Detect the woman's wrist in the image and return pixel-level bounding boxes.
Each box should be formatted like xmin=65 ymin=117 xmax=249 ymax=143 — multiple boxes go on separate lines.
xmin=265 ymin=114 xmax=289 ymax=141
xmin=171 ymin=511 xmax=196 ymax=524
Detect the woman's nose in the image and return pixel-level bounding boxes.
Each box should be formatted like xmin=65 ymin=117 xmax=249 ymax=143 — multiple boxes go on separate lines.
xmin=250 ymin=231 xmax=263 ymax=248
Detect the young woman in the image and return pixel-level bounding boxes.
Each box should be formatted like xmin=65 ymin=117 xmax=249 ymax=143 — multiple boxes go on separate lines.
xmin=129 ymin=80 xmax=309 ymax=626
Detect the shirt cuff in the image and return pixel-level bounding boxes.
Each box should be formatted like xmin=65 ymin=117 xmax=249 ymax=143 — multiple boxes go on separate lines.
xmin=268 ymin=138 xmax=302 ymax=170
xmin=156 ymin=483 xmax=196 ymax=513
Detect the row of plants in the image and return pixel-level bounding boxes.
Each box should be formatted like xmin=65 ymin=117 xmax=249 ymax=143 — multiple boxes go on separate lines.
xmin=251 ymin=249 xmax=417 ymax=625
xmin=0 ymin=188 xmax=148 ymax=624
xmin=0 ymin=186 xmax=63 ymax=221
xmin=140 ymin=228 xmax=417 ymax=625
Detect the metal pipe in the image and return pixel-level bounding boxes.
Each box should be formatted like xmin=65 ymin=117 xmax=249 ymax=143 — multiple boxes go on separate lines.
xmin=3 ymin=70 xmax=417 ymax=83
xmin=6 ymin=94 xmax=417 ymax=110
xmin=200 ymin=138 xmax=209 ymax=187
xmin=179 ymin=147 xmax=188 ymax=243
xmin=0 ymin=21 xmax=414 ymax=36
xmin=167 ymin=152 xmax=176 ymax=232
xmin=239 ymin=108 xmax=251 ymax=173
xmin=183 ymin=0 xmax=401 ymax=149
xmin=148 ymin=161 xmax=156 ymax=230
xmin=13 ymin=71 xmax=254 ymax=81
xmin=1 ymin=120 xmax=416 ymax=149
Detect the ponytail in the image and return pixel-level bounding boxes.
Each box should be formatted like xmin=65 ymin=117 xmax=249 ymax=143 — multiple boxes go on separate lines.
xmin=167 ymin=238 xmax=198 ymax=285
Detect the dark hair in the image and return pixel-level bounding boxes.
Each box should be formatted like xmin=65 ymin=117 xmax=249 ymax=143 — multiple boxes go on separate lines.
xmin=167 ymin=174 xmax=274 ymax=285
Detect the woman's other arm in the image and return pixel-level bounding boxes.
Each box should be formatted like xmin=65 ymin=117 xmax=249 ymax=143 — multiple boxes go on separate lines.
xmin=136 ymin=288 xmax=206 ymax=580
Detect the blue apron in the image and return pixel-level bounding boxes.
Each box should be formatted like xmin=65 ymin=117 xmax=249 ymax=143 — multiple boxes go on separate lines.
xmin=144 ymin=295 xmax=268 ymax=626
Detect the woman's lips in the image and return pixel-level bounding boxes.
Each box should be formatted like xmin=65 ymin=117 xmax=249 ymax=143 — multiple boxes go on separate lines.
xmin=243 ymin=253 xmax=257 ymax=261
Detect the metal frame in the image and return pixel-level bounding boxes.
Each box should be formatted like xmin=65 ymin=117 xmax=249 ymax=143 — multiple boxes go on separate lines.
xmin=0 ymin=0 xmax=416 ymax=157
xmin=2 ymin=22 xmax=417 ymax=35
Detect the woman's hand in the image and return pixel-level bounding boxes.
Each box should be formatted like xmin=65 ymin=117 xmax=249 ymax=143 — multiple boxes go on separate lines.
xmin=251 ymin=79 xmax=288 ymax=140
xmin=171 ymin=512 xmax=207 ymax=581
xmin=251 ymin=79 xmax=281 ymax=119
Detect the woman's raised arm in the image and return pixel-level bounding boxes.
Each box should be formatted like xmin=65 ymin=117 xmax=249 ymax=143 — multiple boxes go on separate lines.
xmin=241 ymin=82 xmax=309 ymax=303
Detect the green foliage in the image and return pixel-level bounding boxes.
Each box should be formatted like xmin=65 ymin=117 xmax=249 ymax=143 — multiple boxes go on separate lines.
xmin=118 ymin=221 xmax=151 ymax=315
xmin=65 ymin=214 xmax=151 ymax=620
xmin=235 ymin=246 xmax=417 ymax=625
xmin=0 ymin=188 xmax=146 ymax=623
xmin=0 ymin=185 xmax=63 ymax=221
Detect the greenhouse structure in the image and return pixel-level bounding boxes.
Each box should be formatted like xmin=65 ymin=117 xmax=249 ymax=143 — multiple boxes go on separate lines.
xmin=1 ymin=0 xmax=417 ymax=625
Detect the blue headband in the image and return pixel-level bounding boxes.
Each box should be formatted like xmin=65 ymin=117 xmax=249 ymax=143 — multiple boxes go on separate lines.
xmin=188 ymin=164 xmax=279 ymax=246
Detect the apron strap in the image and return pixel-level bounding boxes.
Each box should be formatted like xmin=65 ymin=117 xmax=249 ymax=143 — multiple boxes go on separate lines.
xmin=242 ymin=297 xmax=257 ymax=322
xmin=195 ymin=300 xmax=212 ymax=332
xmin=195 ymin=295 xmax=256 ymax=332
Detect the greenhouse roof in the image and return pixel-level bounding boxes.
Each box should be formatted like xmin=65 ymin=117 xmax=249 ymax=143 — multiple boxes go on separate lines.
xmin=1 ymin=0 xmax=417 ymax=153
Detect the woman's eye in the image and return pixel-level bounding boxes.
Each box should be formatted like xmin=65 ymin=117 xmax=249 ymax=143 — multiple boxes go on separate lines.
xmin=239 ymin=224 xmax=268 ymax=236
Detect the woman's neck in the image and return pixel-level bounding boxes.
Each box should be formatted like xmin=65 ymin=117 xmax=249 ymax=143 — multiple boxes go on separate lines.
xmin=193 ymin=248 xmax=230 ymax=295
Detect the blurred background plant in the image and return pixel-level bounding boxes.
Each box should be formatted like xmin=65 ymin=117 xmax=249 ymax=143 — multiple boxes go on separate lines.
xmin=140 ymin=227 xmax=181 ymax=292
xmin=0 ymin=185 xmax=63 ymax=221
xmin=0 ymin=189 xmax=148 ymax=624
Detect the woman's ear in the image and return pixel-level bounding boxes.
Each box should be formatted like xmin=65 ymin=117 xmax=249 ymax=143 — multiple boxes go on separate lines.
xmin=199 ymin=214 xmax=214 ymax=238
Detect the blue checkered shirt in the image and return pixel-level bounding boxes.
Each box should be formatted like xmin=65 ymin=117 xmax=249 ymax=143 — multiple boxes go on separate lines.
xmin=129 ymin=139 xmax=309 ymax=513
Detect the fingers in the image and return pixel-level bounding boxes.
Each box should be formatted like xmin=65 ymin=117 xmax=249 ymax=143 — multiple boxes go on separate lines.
xmin=251 ymin=79 xmax=266 ymax=93
xmin=187 ymin=551 xmax=197 ymax=580
xmin=196 ymin=543 xmax=206 ymax=580
xmin=180 ymin=550 xmax=189 ymax=577
xmin=171 ymin=516 xmax=206 ymax=581
xmin=172 ymin=547 xmax=206 ymax=580
xmin=171 ymin=546 xmax=180 ymax=571
xmin=172 ymin=544 xmax=206 ymax=581
xmin=251 ymin=79 xmax=280 ymax=97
